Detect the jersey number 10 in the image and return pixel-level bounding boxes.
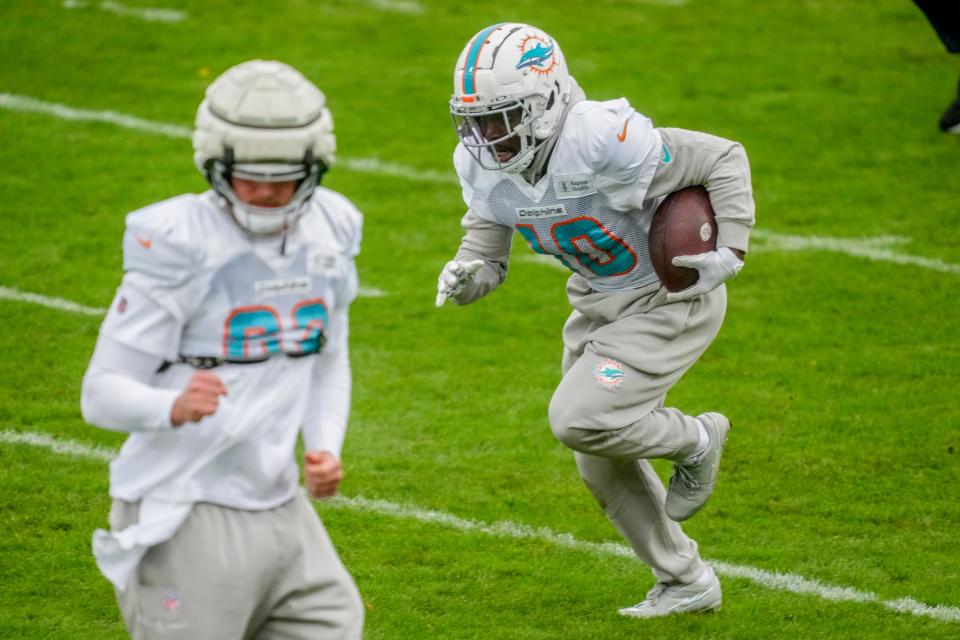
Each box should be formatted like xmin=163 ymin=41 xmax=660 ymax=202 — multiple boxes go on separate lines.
xmin=516 ymin=216 xmax=637 ymax=277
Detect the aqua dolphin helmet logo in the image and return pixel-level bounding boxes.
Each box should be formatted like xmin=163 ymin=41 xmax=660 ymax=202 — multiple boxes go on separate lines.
xmin=515 ymin=33 xmax=557 ymax=74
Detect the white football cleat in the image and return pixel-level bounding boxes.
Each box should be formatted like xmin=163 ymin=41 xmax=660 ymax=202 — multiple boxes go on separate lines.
xmin=618 ymin=566 xmax=721 ymax=618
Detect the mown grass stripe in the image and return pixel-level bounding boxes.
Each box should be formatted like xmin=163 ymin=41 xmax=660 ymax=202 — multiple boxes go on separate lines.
xmin=2 ymin=428 xmax=958 ymax=624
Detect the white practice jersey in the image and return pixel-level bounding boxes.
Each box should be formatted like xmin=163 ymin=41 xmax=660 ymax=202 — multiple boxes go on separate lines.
xmin=96 ymin=187 xmax=361 ymax=508
xmin=455 ymin=98 xmax=664 ymax=292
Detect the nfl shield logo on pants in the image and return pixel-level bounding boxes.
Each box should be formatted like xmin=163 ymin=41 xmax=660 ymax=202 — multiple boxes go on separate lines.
xmin=163 ymin=590 xmax=181 ymax=612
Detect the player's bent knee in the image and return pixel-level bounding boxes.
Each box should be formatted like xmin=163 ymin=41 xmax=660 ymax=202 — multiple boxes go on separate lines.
xmin=548 ymin=398 xmax=580 ymax=449
xmin=549 ymin=395 xmax=601 ymax=452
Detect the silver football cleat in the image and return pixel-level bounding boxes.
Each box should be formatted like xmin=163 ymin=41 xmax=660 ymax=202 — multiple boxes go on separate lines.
xmin=618 ymin=566 xmax=722 ymax=618
xmin=665 ymin=412 xmax=731 ymax=522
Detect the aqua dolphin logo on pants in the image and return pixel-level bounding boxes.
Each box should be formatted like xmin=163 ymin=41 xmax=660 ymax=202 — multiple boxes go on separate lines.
xmin=592 ymin=358 xmax=626 ymax=390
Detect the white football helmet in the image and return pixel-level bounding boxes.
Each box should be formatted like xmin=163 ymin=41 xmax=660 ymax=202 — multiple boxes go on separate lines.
xmin=193 ymin=60 xmax=336 ymax=237
xmin=450 ymin=23 xmax=572 ymax=173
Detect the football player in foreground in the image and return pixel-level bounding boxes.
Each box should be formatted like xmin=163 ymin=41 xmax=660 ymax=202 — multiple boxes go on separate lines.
xmin=81 ymin=60 xmax=364 ymax=638
xmin=436 ymin=24 xmax=754 ymax=618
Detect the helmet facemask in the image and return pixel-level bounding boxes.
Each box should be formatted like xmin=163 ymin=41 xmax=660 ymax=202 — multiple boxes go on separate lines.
xmin=205 ymin=147 xmax=326 ymax=238
xmin=451 ymin=98 xmax=545 ymax=173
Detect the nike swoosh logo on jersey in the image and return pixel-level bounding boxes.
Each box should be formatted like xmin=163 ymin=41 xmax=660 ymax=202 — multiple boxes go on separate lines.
xmin=661 ymin=144 xmax=672 ymax=164
xmin=617 ymin=120 xmax=629 ymax=142
xmin=134 ymin=235 xmax=152 ymax=249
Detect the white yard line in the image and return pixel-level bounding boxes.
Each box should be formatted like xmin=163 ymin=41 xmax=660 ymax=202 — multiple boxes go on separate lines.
xmin=356 ymin=285 xmax=386 ymax=298
xmin=63 ymin=0 xmax=186 ymax=23
xmin=362 ymin=0 xmax=424 ymax=14
xmin=628 ymin=0 xmax=688 ymax=5
xmin=2 ymin=427 xmax=958 ymax=624
xmin=0 ymin=92 xmax=192 ymax=138
xmin=751 ymin=229 xmax=960 ymax=275
xmin=0 ymin=285 xmax=107 ymax=316
xmin=338 ymin=157 xmax=454 ymax=184
xmin=0 ymin=429 xmax=115 ymax=462
xmin=0 ymin=92 xmax=455 ymax=184
xmin=0 ymin=284 xmax=384 ymax=316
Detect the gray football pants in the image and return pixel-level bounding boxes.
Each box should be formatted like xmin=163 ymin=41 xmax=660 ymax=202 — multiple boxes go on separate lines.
xmin=110 ymin=492 xmax=363 ymax=640
xmin=548 ymin=275 xmax=726 ymax=584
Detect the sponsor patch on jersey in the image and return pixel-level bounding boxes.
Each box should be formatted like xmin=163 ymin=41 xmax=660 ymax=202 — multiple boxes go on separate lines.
xmin=592 ymin=358 xmax=625 ymax=390
xmin=516 ymin=204 xmax=566 ymax=219
xmin=254 ymin=276 xmax=311 ymax=299
xmin=553 ymin=174 xmax=597 ymax=199
xmin=307 ymin=250 xmax=342 ymax=277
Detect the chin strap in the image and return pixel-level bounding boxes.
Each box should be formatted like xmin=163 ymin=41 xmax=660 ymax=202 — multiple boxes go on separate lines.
xmin=522 ymin=78 xmax=587 ymax=185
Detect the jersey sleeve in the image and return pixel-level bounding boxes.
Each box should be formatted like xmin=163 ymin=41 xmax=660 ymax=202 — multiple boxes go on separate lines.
xmin=450 ymin=209 xmax=513 ymax=305
xmin=120 ymin=205 xmax=207 ymax=325
xmin=81 ymin=333 xmax=180 ymax=432
xmin=99 ymin=279 xmax=181 ymax=361
xmin=300 ymin=305 xmax=351 ymax=456
xmin=572 ymin=99 xmax=663 ymax=211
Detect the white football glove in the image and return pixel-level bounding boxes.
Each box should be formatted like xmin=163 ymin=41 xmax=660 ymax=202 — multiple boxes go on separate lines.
xmin=665 ymin=246 xmax=744 ymax=302
xmin=435 ymin=259 xmax=484 ymax=307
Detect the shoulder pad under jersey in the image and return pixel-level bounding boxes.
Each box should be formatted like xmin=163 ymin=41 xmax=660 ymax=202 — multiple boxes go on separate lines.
xmin=564 ymin=98 xmax=658 ymax=177
xmin=303 ymin=187 xmax=364 ymax=257
xmin=122 ymin=194 xmax=209 ymax=287
xmin=453 ymin=143 xmax=484 ymax=206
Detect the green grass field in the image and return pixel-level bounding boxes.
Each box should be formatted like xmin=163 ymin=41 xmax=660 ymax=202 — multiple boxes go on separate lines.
xmin=1 ymin=0 xmax=959 ymax=638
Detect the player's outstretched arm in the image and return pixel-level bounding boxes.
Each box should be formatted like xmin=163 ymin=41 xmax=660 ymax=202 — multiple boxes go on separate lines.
xmin=435 ymin=259 xmax=484 ymax=307
xmin=435 ymin=210 xmax=512 ymax=307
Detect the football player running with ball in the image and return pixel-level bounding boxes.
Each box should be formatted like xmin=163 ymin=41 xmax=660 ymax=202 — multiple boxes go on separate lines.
xmin=81 ymin=60 xmax=364 ymax=638
xmin=436 ymin=24 xmax=754 ymax=618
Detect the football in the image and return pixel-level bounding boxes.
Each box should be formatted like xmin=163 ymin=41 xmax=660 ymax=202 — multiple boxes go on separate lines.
xmin=648 ymin=186 xmax=718 ymax=292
